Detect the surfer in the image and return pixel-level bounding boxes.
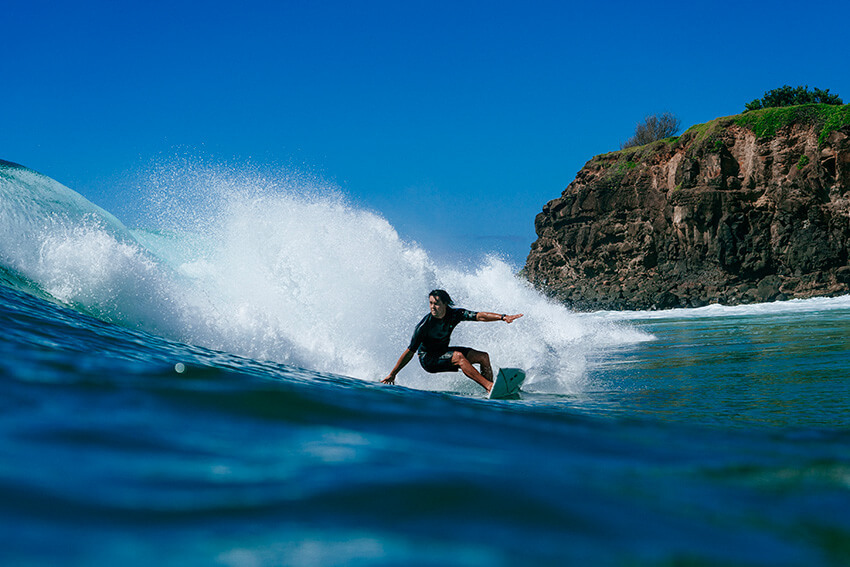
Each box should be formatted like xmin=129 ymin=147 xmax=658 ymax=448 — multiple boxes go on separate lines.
xmin=382 ymin=289 xmax=523 ymax=392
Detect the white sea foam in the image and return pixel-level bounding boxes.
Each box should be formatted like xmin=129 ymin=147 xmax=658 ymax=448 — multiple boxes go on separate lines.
xmin=0 ymin=160 xmax=651 ymax=394
xmin=589 ymin=294 xmax=850 ymax=322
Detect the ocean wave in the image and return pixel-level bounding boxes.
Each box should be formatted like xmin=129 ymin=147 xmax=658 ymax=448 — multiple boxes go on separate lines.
xmin=0 ymin=159 xmax=650 ymax=393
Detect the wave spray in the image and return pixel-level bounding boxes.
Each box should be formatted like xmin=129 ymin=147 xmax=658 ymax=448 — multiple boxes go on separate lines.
xmin=0 ymin=159 xmax=648 ymax=393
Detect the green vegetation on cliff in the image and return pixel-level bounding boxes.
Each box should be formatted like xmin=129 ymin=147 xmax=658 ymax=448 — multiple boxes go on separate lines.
xmin=744 ymin=85 xmax=842 ymax=111
xmin=672 ymin=104 xmax=850 ymax=152
xmin=596 ymin=104 xmax=850 ymax=177
xmin=735 ymin=103 xmax=850 ymax=144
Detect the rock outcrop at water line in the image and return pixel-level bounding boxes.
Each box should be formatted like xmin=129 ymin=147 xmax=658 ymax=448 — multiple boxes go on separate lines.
xmin=524 ymin=104 xmax=850 ymax=310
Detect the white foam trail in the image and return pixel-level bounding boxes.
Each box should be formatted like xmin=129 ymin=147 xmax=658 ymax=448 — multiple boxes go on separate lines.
xmin=589 ymin=294 xmax=850 ymax=322
xmin=1 ymin=160 xmax=652 ymax=394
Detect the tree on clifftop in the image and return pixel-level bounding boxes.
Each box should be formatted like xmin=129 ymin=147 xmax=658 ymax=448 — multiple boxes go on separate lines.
xmin=745 ymin=85 xmax=843 ymax=111
xmin=621 ymin=112 xmax=681 ymax=149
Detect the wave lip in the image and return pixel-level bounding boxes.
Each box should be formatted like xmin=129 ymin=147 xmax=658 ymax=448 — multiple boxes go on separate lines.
xmin=0 ymin=161 xmax=192 ymax=337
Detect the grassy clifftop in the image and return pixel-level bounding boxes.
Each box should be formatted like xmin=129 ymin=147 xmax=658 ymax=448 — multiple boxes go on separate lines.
xmin=734 ymin=103 xmax=850 ymax=143
xmin=680 ymin=103 xmax=850 ymax=149
xmin=590 ymin=104 xmax=850 ymax=180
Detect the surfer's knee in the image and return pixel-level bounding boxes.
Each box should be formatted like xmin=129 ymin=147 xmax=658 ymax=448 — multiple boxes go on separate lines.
xmin=451 ymin=351 xmax=469 ymax=366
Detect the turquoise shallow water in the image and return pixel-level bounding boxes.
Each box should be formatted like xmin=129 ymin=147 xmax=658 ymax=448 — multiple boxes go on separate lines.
xmin=2 ymin=282 xmax=850 ymax=566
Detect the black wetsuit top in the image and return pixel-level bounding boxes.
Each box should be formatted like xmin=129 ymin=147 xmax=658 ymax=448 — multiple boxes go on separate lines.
xmin=408 ymin=307 xmax=478 ymax=362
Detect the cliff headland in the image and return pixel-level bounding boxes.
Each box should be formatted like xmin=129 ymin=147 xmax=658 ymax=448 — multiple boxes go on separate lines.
xmin=525 ymin=104 xmax=850 ymax=310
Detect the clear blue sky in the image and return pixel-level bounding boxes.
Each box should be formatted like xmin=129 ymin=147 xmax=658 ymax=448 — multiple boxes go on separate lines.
xmin=4 ymin=0 xmax=849 ymax=264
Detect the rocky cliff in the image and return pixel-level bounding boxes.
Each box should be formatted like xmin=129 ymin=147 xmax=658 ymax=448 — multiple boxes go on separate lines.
xmin=525 ymin=104 xmax=850 ymax=310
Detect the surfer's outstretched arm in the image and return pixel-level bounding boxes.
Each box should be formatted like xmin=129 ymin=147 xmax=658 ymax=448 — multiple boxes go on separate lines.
xmin=382 ymin=348 xmax=414 ymax=384
xmin=476 ymin=312 xmax=523 ymax=323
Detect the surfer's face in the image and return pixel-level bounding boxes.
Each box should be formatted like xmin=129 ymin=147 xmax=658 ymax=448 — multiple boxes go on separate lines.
xmin=429 ymin=295 xmax=447 ymax=319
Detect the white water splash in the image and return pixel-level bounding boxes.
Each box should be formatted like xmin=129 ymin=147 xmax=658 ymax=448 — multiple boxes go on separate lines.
xmin=0 ymin=159 xmax=651 ymax=393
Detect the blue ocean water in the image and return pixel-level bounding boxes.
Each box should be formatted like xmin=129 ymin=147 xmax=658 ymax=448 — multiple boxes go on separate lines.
xmin=2 ymin=160 xmax=849 ymax=566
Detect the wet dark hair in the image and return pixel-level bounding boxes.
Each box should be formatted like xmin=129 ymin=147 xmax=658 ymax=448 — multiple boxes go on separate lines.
xmin=428 ymin=289 xmax=454 ymax=306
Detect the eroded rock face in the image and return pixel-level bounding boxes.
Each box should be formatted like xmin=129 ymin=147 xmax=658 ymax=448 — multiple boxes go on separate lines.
xmin=525 ymin=115 xmax=850 ymax=310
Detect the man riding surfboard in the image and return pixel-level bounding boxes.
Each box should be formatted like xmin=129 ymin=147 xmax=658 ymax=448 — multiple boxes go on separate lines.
xmin=382 ymin=289 xmax=523 ymax=393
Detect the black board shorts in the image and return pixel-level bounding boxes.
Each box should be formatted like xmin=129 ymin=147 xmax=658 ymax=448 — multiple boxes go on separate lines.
xmin=419 ymin=347 xmax=472 ymax=374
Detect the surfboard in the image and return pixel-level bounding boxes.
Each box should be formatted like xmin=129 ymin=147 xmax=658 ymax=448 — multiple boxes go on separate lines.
xmin=489 ymin=368 xmax=526 ymax=400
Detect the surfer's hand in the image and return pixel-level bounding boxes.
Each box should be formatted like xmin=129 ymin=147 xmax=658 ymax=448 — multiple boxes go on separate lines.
xmin=381 ymin=375 xmax=396 ymax=385
xmin=505 ymin=313 xmax=524 ymax=324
